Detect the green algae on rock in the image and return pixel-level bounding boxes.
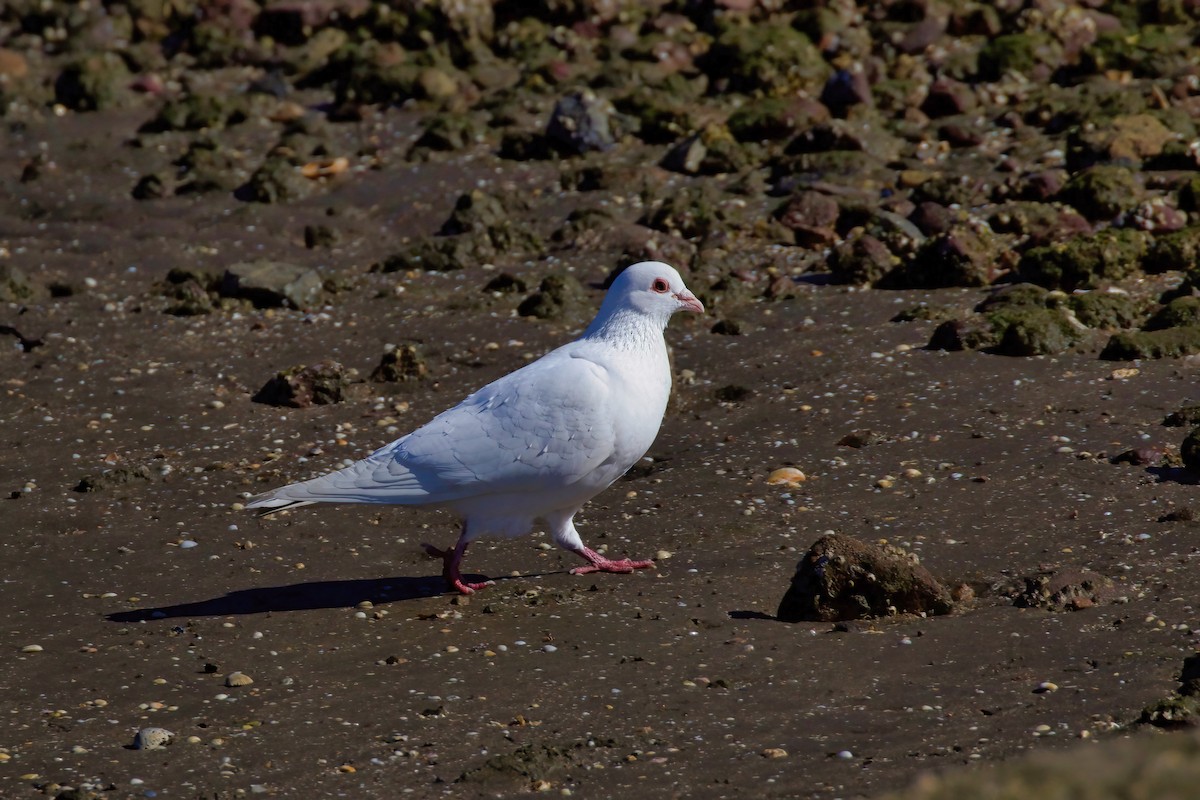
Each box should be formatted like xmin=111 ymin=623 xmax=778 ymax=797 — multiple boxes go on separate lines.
xmin=1017 ymin=228 xmax=1150 ymax=291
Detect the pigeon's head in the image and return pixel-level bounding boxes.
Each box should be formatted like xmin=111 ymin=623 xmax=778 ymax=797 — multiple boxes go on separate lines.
xmin=607 ymin=261 xmax=704 ymax=321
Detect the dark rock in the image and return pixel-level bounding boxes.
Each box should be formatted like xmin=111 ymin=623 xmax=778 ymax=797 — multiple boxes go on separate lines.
xmin=253 ymin=361 xmax=359 ymax=408
xmin=715 ymin=385 xmax=753 ymax=403
xmin=162 ymin=268 xmax=216 ymax=316
xmin=777 ymin=534 xmax=954 ymax=623
xmin=439 ymin=190 xmax=539 ymax=253
xmin=897 ymin=17 xmax=945 ymax=54
xmin=55 ymin=53 xmax=132 ymax=111
xmin=711 ymin=319 xmax=742 ymax=335
xmin=1165 ymin=406 xmax=1200 ymax=427
xmin=909 ymin=202 xmax=958 ymax=236
xmin=837 ymin=430 xmax=885 ymax=448
xmin=1183 ymin=428 xmax=1200 ymax=472
xmin=371 ymin=346 xmax=427 ymax=383
xmin=220 ymin=261 xmax=322 ymax=310
xmin=304 ymin=224 xmax=338 ymax=249
xmin=774 ymin=191 xmax=839 ymax=247
xmin=517 ymin=275 xmax=585 ymax=320
xmin=928 ymin=316 xmax=999 ymax=352
xmin=483 ymin=273 xmax=526 ymax=294
xmin=545 ymin=90 xmax=616 ymax=155
xmin=410 ymin=112 xmax=485 ymax=154
xmin=661 ymin=127 xmax=748 ymax=176
xmin=240 ymin=153 xmax=313 ymax=204
xmin=1020 ymin=170 xmax=1067 ymax=201
xmin=132 ymin=173 xmax=172 ymax=200
xmin=921 ymin=79 xmax=976 ymax=118
xmin=1002 ymin=565 xmax=1118 ymax=611
xmin=1110 ymin=447 xmax=1165 ymax=466
xmin=1141 ymin=695 xmax=1200 ymax=728
xmin=820 ymin=68 xmax=872 ymax=114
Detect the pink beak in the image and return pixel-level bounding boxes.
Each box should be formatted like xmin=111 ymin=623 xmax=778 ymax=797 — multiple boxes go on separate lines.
xmin=675 ymin=290 xmax=705 ymax=314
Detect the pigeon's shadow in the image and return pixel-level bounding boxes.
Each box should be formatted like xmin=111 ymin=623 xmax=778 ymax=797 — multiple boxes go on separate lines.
xmin=1148 ymin=466 xmax=1200 ymax=485
xmin=106 ymin=572 xmax=498 ymax=622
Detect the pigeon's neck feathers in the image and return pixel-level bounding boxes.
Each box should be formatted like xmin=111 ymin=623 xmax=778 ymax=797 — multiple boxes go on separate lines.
xmin=576 ymin=289 xmax=672 ymax=347
xmin=579 ymin=300 xmax=667 ymax=351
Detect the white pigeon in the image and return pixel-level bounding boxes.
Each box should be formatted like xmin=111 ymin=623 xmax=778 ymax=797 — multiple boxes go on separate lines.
xmin=246 ymin=261 xmax=704 ymax=594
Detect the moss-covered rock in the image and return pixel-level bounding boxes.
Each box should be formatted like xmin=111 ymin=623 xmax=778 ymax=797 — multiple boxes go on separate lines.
xmin=978 ymin=31 xmax=1062 ymax=81
xmin=661 ymin=125 xmax=750 ymax=176
xmin=612 ymin=87 xmax=699 ymax=146
xmin=994 ymin=307 xmax=1084 ymax=356
xmin=1144 ymin=296 xmax=1200 ymax=331
xmin=1101 ymin=327 xmax=1200 ymax=360
xmin=1017 ymin=228 xmax=1150 ymax=290
xmin=1070 ymin=113 xmax=1176 ymax=168
xmin=726 ymin=96 xmax=829 ymax=142
xmin=884 ymin=225 xmax=1000 ymax=288
xmin=1145 ymin=226 xmax=1200 ymax=273
xmin=1069 ymin=292 xmax=1145 ymax=330
xmin=54 ymin=53 xmax=133 ymax=111
xmin=1057 ymin=165 xmax=1142 ymax=220
xmin=702 ymin=22 xmax=829 ymax=95
xmin=829 ymin=234 xmax=896 ymax=285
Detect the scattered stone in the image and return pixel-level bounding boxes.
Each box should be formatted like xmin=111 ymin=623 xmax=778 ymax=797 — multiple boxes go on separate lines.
xmin=0 ymin=264 xmax=39 ymax=302
xmin=546 ymin=90 xmax=617 ymax=155
xmin=371 ymin=345 xmax=427 ymax=383
xmin=837 ymin=430 xmax=885 ymax=448
xmin=777 ymin=533 xmax=954 ymax=622
xmin=74 ymin=465 xmax=158 ymax=493
xmin=1164 ymin=406 xmax=1200 ymax=428
xmin=220 ymin=261 xmax=322 ymax=310
xmin=518 ymin=275 xmax=586 ymax=321
xmin=252 ymin=361 xmax=360 ymax=408
xmin=132 ymin=727 xmax=175 ymax=750
xmin=1001 ymin=566 xmax=1118 ymax=611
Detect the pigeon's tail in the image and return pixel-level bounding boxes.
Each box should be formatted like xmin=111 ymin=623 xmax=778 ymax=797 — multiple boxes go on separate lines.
xmin=244 ymin=493 xmax=316 ymax=516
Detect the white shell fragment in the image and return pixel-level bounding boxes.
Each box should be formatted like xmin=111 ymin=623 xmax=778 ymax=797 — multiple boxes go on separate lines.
xmin=132 ymin=727 xmax=175 ymax=750
xmin=225 ymin=671 xmax=254 ymax=688
xmin=766 ymin=467 xmax=806 ymax=487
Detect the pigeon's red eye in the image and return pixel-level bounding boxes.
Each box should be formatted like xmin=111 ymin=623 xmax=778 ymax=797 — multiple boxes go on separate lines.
xmin=651 ymin=278 xmax=670 ymax=293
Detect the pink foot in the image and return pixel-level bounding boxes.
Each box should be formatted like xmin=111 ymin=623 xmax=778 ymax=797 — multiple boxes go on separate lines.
xmin=570 ymin=546 xmax=656 ymax=576
xmin=422 ymin=542 xmax=494 ymax=595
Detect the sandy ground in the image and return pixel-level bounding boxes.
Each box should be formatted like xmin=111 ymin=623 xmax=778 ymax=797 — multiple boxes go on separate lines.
xmin=2 ymin=78 xmax=1200 ymax=800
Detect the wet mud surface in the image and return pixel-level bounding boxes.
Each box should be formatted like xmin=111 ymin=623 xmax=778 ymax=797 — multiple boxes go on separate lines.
xmin=4 ymin=2 xmax=1200 ymax=798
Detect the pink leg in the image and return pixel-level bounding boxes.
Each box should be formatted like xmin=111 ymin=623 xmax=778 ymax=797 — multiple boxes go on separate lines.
xmin=421 ymin=535 xmax=493 ymax=595
xmin=569 ymin=545 xmax=656 ymax=576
